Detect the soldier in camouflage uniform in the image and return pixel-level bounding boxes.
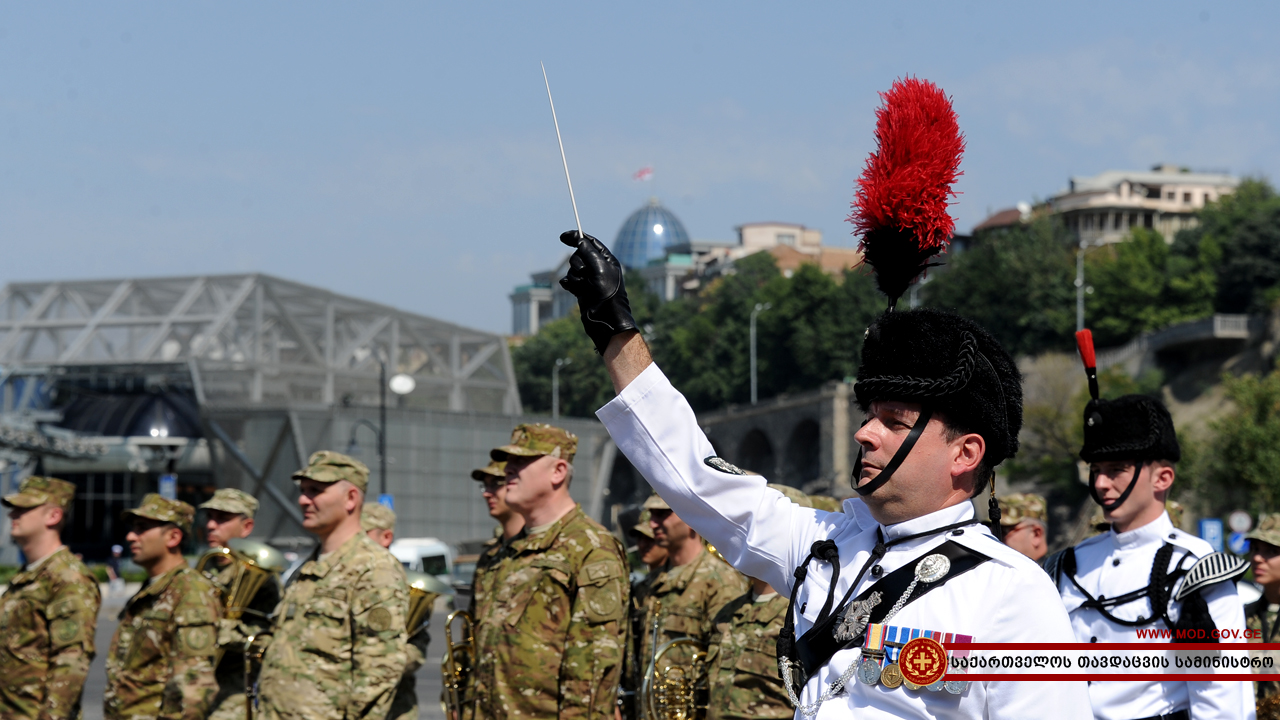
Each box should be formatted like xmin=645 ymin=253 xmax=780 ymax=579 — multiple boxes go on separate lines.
xmin=619 ymin=509 xmax=668 ymax=719
xmin=1 ymin=476 xmax=101 ymax=720
xmin=468 ymin=459 xmax=523 ymax=620
xmin=360 ymin=502 xmax=427 ymax=720
xmin=473 ymin=423 xmax=629 ymax=720
xmin=256 ymin=451 xmax=409 ymax=720
xmin=105 ymin=494 xmax=223 ymax=720
xmin=997 ymin=492 xmax=1048 ymax=561
xmin=199 ymin=488 xmax=281 ymax=720
xmin=1248 ymin=513 xmax=1280 ymax=719
xmin=635 ymin=493 xmax=748 ymax=680
xmin=703 ymin=485 xmax=808 ymax=720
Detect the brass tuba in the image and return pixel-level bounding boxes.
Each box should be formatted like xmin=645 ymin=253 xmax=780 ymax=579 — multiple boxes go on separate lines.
xmin=195 ymin=538 xmax=286 ymax=720
xmin=441 ymin=609 xmax=477 ymax=720
xmin=195 ymin=538 xmax=286 ymax=664
xmin=405 ymin=571 xmax=453 ymax=636
xmin=642 ymin=638 xmax=708 ymax=720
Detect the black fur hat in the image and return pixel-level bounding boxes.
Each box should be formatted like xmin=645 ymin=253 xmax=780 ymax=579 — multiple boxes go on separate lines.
xmin=1080 ymin=394 xmax=1180 ymax=464
xmin=854 ymin=308 xmax=1023 ymax=465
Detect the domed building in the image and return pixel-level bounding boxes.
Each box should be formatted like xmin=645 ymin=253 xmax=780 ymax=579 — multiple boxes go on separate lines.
xmin=612 ymin=198 xmax=690 ymax=269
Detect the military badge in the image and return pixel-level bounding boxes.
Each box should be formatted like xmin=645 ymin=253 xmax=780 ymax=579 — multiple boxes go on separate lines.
xmin=834 ymin=591 xmax=881 ymax=643
xmin=703 ymin=456 xmax=747 ymax=475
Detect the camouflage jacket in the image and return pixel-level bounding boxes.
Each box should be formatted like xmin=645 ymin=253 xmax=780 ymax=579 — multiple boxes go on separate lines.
xmin=470 ymin=532 xmax=515 ymax=620
xmin=620 ymin=570 xmax=659 ymax=700
xmin=473 ymin=504 xmax=629 ymax=720
xmin=387 ymin=630 xmax=429 ymax=720
xmin=206 ymin=560 xmax=281 ymax=711
xmin=705 ymin=592 xmax=791 ymax=720
xmin=0 ymin=546 xmax=101 ymax=720
xmin=104 ymin=563 xmax=222 ymax=720
xmin=638 ymin=549 xmax=748 ymax=674
xmin=1248 ymin=598 xmax=1280 ymax=708
xmin=256 ymin=531 xmax=409 ymax=720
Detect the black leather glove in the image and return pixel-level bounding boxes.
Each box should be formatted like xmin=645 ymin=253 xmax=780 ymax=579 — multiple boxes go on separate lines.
xmin=558 ymin=230 xmax=637 ymax=353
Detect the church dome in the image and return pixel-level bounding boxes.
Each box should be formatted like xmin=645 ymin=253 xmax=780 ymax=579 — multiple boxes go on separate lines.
xmin=612 ymin=198 xmax=690 ymax=269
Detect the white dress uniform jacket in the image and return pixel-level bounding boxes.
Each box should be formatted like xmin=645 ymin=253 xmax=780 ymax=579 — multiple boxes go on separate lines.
xmin=1058 ymin=511 xmax=1255 ymax=720
xmin=598 ymin=363 xmax=1091 ymax=720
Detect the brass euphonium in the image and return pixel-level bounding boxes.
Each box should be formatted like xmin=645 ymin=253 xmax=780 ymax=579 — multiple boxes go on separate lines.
xmin=441 ymin=609 xmax=477 ymax=720
xmin=195 ymin=537 xmax=286 ymax=720
xmin=643 ymin=638 xmax=709 ymax=720
xmin=196 ymin=537 xmax=287 ymax=661
xmin=405 ymin=571 xmax=453 ymax=637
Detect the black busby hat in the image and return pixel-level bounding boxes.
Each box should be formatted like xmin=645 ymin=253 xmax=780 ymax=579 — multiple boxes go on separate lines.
xmin=1080 ymin=394 xmax=1180 ymax=464
xmin=854 ymin=308 xmax=1022 ymax=466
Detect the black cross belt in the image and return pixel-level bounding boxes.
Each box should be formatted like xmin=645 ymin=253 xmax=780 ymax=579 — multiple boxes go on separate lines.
xmin=793 ymin=540 xmax=991 ymax=683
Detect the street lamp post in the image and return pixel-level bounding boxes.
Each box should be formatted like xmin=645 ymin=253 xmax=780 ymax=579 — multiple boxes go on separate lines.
xmin=750 ymin=302 xmax=771 ymax=405
xmin=552 ymin=357 xmax=572 ymax=420
xmin=347 ymin=357 xmax=416 ymax=499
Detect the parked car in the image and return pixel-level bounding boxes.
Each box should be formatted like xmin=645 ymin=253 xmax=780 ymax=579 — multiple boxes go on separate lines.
xmin=388 ymin=537 xmax=454 ymax=584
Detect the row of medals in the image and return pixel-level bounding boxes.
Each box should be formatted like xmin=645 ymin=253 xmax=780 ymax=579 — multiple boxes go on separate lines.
xmin=854 ymin=554 xmax=967 ymax=695
xmin=855 ymin=646 xmax=968 ymax=695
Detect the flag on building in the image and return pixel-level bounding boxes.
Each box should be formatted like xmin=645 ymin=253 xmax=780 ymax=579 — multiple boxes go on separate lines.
xmin=633 ymin=166 xmax=653 ymax=182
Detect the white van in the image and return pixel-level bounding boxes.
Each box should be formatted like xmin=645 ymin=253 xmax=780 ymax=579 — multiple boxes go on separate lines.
xmin=388 ymin=537 xmax=454 ymax=584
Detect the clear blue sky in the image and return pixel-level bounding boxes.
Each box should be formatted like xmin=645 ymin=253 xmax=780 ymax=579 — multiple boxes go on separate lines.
xmin=1 ymin=3 xmax=1276 ymax=333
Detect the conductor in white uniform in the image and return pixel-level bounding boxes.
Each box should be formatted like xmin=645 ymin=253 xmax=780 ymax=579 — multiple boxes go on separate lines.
xmin=552 ymin=221 xmax=1091 ymax=718
xmin=1046 ymin=391 xmax=1254 ymax=720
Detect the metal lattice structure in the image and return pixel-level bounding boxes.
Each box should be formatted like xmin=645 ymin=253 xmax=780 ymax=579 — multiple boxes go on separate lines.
xmin=0 ymin=274 xmax=521 ymax=414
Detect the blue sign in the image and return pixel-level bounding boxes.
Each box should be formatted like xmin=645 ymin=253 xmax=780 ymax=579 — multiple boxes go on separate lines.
xmin=1199 ymin=518 xmax=1225 ymax=553
xmin=158 ymin=474 xmax=177 ymax=500
xmin=378 ymin=493 xmax=394 ymax=510
xmin=1229 ymin=532 xmax=1250 ymax=555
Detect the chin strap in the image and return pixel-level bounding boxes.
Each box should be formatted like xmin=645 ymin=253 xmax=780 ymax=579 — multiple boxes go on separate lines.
xmin=851 ymin=407 xmax=934 ymax=496
xmin=1089 ymin=460 xmax=1144 ymax=513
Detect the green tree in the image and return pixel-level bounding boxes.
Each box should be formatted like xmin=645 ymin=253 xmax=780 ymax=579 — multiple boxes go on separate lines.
xmin=1191 ymin=371 xmax=1280 ymax=516
xmin=649 ymin=253 xmax=882 ymax=411
xmin=1085 ymin=228 xmax=1215 ymax=346
xmin=510 ymin=311 xmax=614 ymax=417
xmin=1175 ymin=178 xmax=1280 ymax=314
xmin=923 ymin=216 xmax=1076 ymax=357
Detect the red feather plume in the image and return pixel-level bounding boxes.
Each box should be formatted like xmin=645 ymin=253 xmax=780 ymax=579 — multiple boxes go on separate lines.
xmin=849 ymin=77 xmax=965 ymax=307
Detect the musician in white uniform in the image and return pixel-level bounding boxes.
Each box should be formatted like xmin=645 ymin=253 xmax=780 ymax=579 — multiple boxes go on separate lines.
xmin=552 ymin=248 xmax=1092 ymax=717
xmin=1045 ymin=390 xmax=1253 ymax=720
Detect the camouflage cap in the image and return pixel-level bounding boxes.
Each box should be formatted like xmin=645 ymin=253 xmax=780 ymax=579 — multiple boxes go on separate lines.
xmin=1248 ymin=513 xmax=1280 ymax=549
xmin=2 ymin=476 xmax=75 ymax=510
xmin=629 ymin=508 xmax=656 ymax=539
xmin=490 ymin=423 xmax=577 ymax=464
xmin=767 ymin=483 xmax=813 ymax=508
xmin=470 ymin=460 xmax=507 ymax=482
xmin=198 ymin=488 xmax=259 ymax=519
xmin=361 ymin=502 xmax=397 ymax=532
xmin=292 ymin=450 xmax=369 ymax=493
xmin=121 ymin=493 xmax=195 ymax=535
xmin=642 ymin=493 xmax=670 ymax=511
xmin=998 ymin=493 xmax=1047 ymax=527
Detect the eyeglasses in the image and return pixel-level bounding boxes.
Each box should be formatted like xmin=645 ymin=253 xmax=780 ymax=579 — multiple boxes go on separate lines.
xmin=481 ymin=479 xmax=508 ymax=493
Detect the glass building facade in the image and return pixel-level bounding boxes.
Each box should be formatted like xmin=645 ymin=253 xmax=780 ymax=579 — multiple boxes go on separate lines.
xmin=612 ymin=198 xmax=690 ymax=269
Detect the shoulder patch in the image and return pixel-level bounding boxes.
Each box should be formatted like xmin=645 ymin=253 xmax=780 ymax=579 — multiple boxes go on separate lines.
xmin=704 ymin=456 xmax=747 ymax=475
xmin=367 ymin=606 xmax=394 ymax=632
xmin=1174 ymin=552 xmax=1249 ymax=602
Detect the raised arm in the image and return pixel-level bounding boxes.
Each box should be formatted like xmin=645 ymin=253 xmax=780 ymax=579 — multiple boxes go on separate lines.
xmin=558 ymin=229 xmax=841 ymax=594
